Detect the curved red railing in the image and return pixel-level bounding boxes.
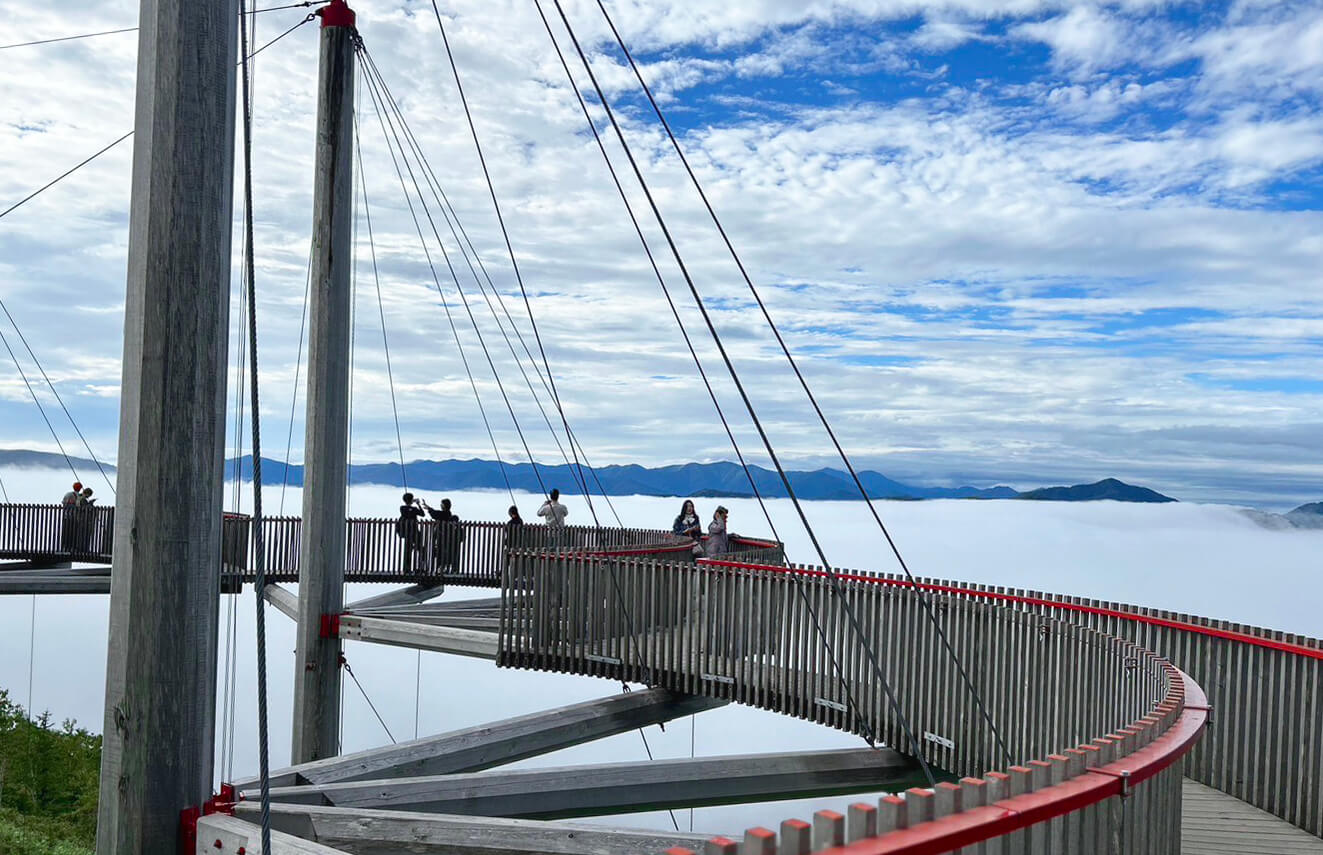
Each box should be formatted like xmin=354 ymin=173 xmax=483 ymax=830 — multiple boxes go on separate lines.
xmin=811 ymin=670 xmax=1207 ymax=855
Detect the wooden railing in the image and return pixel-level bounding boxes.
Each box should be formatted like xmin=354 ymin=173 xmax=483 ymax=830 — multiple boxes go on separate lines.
xmin=498 ymin=552 xmax=1201 ymax=852
xmin=252 ymin=518 xmax=695 ymax=585
xmin=913 ymin=579 xmax=1323 ymax=840
xmin=0 ymin=503 xmax=117 ymax=562
xmin=0 ymin=503 xmax=787 ymax=586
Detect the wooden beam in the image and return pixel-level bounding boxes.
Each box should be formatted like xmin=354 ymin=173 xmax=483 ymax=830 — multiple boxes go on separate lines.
xmin=337 ymin=615 xmax=499 ymax=660
xmin=96 ymin=0 xmax=236 ymax=848
xmin=265 ymin=583 xmax=299 ymax=620
xmin=0 ymin=570 xmax=110 ymax=595
xmin=233 ymin=687 xmax=725 ymax=790
xmin=237 ymin=803 xmax=712 ymax=855
xmin=256 ymin=747 xmax=922 ymax=819
xmin=344 ymin=582 xmax=448 ymax=611
xmin=196 ymin=813 xmax=352 ymax=854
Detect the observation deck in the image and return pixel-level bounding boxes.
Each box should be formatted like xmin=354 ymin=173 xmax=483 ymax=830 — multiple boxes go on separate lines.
xmin=3 ymin=502 xmax=1320 ymax=854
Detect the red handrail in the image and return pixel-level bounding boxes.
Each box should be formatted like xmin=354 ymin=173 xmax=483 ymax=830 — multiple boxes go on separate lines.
xmin=811 ymin=669 xmax=1208 ymax=855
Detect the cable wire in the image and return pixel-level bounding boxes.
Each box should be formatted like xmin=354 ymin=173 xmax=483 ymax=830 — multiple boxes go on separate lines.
xmin=529 ymin=1 xmax=778 ymax=539
xmin=358 ymin=48 xmax=618 ymax=522
xmin=236 ymin=0 xmax=273 ymax=847
xmin=0 ymin=325 xmax=80 ymax=483
xmin=0 ymin=6 xmax=319 ymax=51
xmin=357 ymin=65 xmax=521 ymax=502
xmin=0 ymin=300 xmax=115 ymax=494
xmin=413 ymin=20 xmax=674 ymax=795
xmin=0 ymin=132 xmax=132 ymax=221
xmin=343 ymin=656 xmax=396 ymax=744
xmin=353 ymin=122 xmax=410 ymax=491
xmin=0 ymin=27 xmax=136 ymax=50
xmin=590 ymin=0 xmax=1010 ymax=766
xmin=547 ymin=0 xmax=928 ymax=778
xmin=428 ymin=2 xmax=599 ymax=523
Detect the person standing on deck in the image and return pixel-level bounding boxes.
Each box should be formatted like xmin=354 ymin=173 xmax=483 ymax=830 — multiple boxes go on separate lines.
xmin=506 ymin=505 xmax=524 ymax=542
xmin=397 ymin=492 xmax=425 ymax=573
xmin=60 ymin=481 xmax=83 ymax=551
xmin=537 ymin=488 xmax=568 ymax=527
xmin=503 ymin=505 xmax=525 ymax=573
xmin=428 ymin=497 xmax=462 ymax=575
xmin=673 ymin=499 xmax=702 ymax=538
xmin=75 ymin=487 xmax=96 ymax=552
xmin=707 ymin=506 xmax=731 ymax=557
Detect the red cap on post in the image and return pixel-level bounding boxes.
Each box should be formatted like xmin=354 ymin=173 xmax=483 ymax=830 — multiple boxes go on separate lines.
xmin=319 ymin=0 xmax=356 ymax=29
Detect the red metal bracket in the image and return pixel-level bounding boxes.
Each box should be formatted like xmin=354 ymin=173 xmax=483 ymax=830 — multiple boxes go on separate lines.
xmin=318 ymin=0 xmax=356 ymax=28
xmin=320 ymin=612 xmax=342 ymax=639
xmin=179 ymin=785 xmax=238 ymax=854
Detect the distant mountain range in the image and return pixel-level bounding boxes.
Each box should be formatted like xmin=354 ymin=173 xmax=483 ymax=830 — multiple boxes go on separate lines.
xmin=1284 ymin=502 xmax=1323 ymax=529
xmin=1017 ymin=478 xmax=1177 ymax=503
xmin=0 ymin=448 xmax=1189 ymax=504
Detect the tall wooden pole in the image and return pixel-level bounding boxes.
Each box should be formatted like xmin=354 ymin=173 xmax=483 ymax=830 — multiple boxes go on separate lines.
xmin=291 ymin=0 xmax=356 ymax=765
xmin=96 ymin=0 xmax=237 ymax=849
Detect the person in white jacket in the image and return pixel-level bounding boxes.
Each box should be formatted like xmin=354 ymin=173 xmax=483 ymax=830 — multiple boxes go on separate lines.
xmin=537 ymin=488 xmax=568 ymax=527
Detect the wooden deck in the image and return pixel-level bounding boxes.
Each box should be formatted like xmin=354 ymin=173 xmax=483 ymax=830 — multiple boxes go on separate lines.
xmin=1183 ymin=778 xmax=1323 ymax=854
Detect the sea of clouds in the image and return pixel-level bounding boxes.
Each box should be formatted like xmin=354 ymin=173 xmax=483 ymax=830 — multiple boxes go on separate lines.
xmin=0 ymin=465 xmax=1319 ymax=836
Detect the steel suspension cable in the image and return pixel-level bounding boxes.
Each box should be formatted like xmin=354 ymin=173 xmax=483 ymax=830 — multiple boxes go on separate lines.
xmin=360 ymin=52 xmax=587 ymax=505
xmin=277 ymin=249 xmax=314 ymax=514
xmin=356 ymin=60 xmax=605 ymax=518
xmin=428 ymin=2 xmax=601 ymax=524
xmin=529 ymin=0 xmax=779 ymax=539
xmin=0 ymin=325 xmax=80 ymax=483
xmin=357 ymin=48 xmax=615 ymax=519
xmin=547 ymin=0 xmax=930 ymax=779
xmin=357 ymin=64 xmax=519 ymax=501
xmin=0 ymin=6 xmax=321 ymax=51
xmin=353 ymin=123 xmax=411 ymax=491
xmin=237 ymin=0 xmax=273 ymax=847
xmin=1 ymin=14 xmax=310 ymax=224
xmin=407 ymin=25 xmax=714 ymax=772
xmin=591 ymin=0 xmax=1010 ymax=766
xmin=0 ymin=132 xmax=132 ymax=222
xmin=403 ymin=30 xmax=686 ymax=792
xmin=0 ymin=27 xmax=136 ymax=50
xmin=532 ymin=2 xmax=872 ymax=738
xmin=0 ymin=300 xmax=114 ymax=493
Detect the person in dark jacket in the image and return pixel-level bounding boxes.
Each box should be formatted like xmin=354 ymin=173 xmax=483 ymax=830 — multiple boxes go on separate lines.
xmin=673 ymin=499 xmax=702 ymax=538
xmin=428 ymin=498 xmax=463 ymax=574
xmin=398 ymin=492 xmax=425 ymax=573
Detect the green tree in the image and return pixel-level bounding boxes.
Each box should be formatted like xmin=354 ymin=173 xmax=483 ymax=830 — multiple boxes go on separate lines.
xmin=0 ymin=689 xmax=99 ymax=854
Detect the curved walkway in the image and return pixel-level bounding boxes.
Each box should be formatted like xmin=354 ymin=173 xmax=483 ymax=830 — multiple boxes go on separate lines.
xmin=1182 ymin=779 xmax=1323 ymax=854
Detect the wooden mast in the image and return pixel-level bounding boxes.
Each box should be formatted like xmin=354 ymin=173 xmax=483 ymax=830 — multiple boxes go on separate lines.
xmin=291 ymin=0 xmax=357 ymax=765
xmin=95 ymin=0 xmax=238 ymax=849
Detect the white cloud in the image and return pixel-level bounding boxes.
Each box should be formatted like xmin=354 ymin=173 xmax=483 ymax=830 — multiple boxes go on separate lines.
xmin=1012 ymin=5 xmax=1137 ymax=77
xmin=0 ymin=0 xmax=1319 ymax=504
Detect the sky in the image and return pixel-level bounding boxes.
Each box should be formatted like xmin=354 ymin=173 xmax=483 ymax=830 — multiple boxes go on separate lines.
xmin=0 ymin=0 xmax=1321 ymax=508
xmin=1 ymin=470 xmax=1319 ymax=836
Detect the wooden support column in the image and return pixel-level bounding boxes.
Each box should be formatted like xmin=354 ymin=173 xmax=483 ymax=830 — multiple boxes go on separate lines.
xmin=291 ymin=0 xmax=356 ymax=766
xmin=95 ymin=0 xmax=237 ymax=849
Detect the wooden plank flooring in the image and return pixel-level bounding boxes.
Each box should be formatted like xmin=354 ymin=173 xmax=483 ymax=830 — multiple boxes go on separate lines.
xmin=1183 ymin=779 xmax=1323 ymax=854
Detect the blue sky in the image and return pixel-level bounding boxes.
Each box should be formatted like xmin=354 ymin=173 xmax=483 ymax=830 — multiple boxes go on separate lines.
xmin=0 ymin=0 xmax=1320 ymax=507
